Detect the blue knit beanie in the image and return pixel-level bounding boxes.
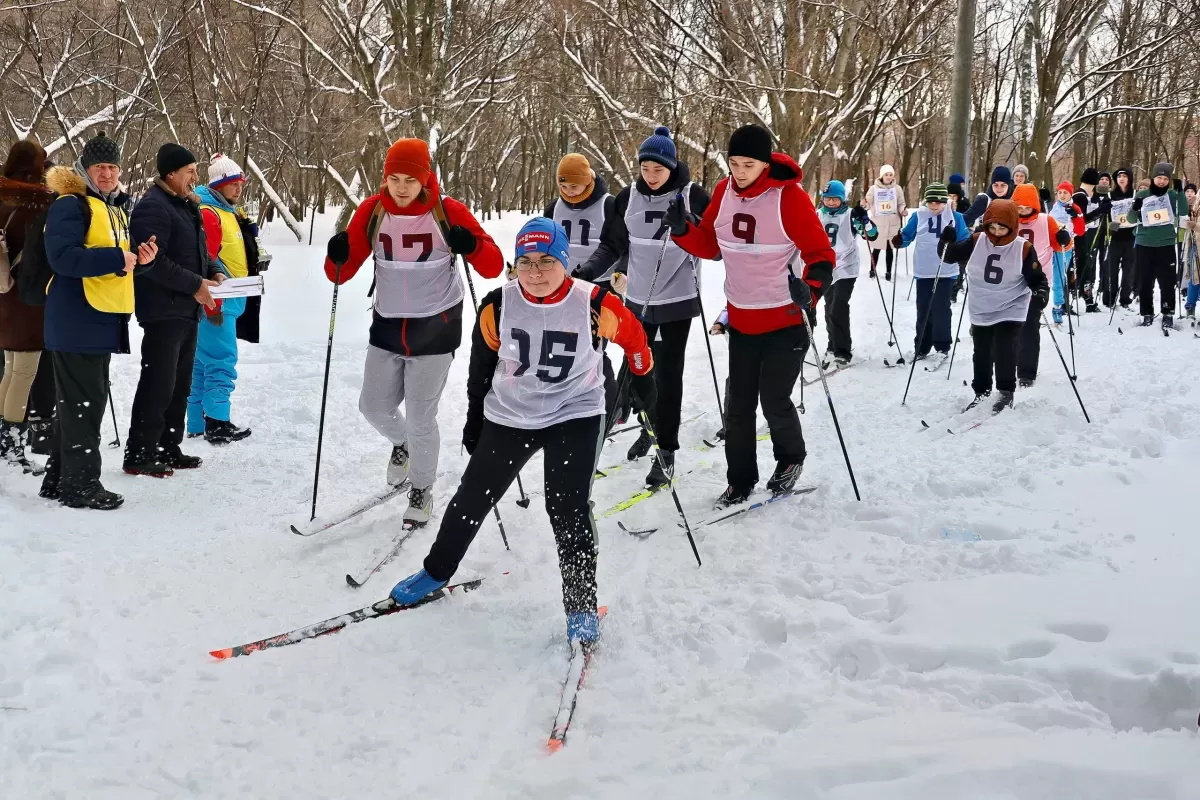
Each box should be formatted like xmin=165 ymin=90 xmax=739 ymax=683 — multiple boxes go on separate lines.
xmin=821 ymin=180 xmax=847 ymax=201
xmin=514 ymin=216 xmax=570 ymax=268
xmin=638 ymin=126 xmax=678 ymax=170
xmin=948 ymin=173 xmax=965 ymax=186
xmin=989 ymin=165 xmax=1013 ymax=185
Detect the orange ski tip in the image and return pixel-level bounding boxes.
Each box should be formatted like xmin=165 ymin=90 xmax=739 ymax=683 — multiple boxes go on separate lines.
xmin=210 ymin=648 xmax=233 ymax=660
xmin=597 ymin=606 xmax=608 ymax=618
xmin=546 ymin=739 xmax=564 ymax=754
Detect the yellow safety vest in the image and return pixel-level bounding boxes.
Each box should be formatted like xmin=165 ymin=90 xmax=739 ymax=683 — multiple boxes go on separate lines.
xmin=200 ymin=204 xmax=249 ymax=278
xmin=77 ymin=196 xmax=134 ymax=314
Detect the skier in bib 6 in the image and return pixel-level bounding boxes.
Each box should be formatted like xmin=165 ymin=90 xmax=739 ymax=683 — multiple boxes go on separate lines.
xmin=668 ymin=123 xmax=834 ymax=508
xmin=388 ymin=216 xmax=657 ymax=644
xmin=323 ymin=138 xmax=503 ymax=526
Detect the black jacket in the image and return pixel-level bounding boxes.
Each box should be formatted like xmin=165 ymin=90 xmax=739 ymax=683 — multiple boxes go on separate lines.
xmin=1108 ymin=168 xmax=1136 ymax=241
xmin=129 ymin=181 xmax=222 ymax=325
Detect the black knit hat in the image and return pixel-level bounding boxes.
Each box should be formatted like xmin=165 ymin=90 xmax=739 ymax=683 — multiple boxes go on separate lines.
xmin=157 ymin=142 xmax=197 ymax=178
xmin=1079 ymin=167 xmax=1100 ymax=186
xmin=80 ymin=131 xmax=121 ymax=169
xmin=728 ymin=124 xmax=773 ymax=164
xmin=947 ymin=181 xmax=965 ymax=199
xmin=1153 ymin=161 xmax=1173 ymax=179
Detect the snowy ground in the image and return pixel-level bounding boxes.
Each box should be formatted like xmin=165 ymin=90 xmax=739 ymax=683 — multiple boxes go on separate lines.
xmin=3 ymin=210 xmax=1200 ymax=799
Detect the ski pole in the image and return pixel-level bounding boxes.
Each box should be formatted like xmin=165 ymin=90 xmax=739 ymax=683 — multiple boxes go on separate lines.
xmin=610 ymin=221 xmax=702 ymax=567
xmin=891 ymin=246 xmax=902 ymax=318
xmin=431 ymin=191 xmax=527 ymax=527
xmin=946 ymin=275 xmax=968 ymax=381
xmin=871 ymin=268 xmax=905 ymax=364
xmin=107 ymin=384 xmax=120 ymax=449
xmin=1042 ymin=309 xmax=1091 ymax=423
xmin=1057 ymin=251 xmax=1077 ymax=378
xmin=311 ymin=262 xmax=341 ymax=521
xmin=798 ymin=301 xmax=861 ymax=501
xmin=901 ymin=256 xmax=946 ymax=405
xmin=688 ymin=261 xmax=725 ymax=432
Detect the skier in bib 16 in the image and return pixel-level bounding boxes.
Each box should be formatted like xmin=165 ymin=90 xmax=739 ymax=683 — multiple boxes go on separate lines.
xmin=324 ymin=139 xmax=503 ymax=526
xmin=667 ymin=124 xmax=834 ymax=508
xmin=389 ymin=217 xmax=657 ymax=644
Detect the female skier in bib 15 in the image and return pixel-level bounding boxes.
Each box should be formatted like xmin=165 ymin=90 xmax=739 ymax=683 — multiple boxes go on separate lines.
xmin=324 ymin=139 xmax=502 ymax=525
xmin=668 ymin=124 xmax=834 ymax=508
xmin=574 ymin=126 xmax=711 ymax=489
xmin=940 ymin=200 xmax=1049 ymax=414
xmin=389 ymin=217 xmax=657 ymax=643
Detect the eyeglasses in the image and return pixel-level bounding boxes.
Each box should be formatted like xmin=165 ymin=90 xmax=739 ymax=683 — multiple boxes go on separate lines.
xmin=514 ymin=256 xmax=560 ymax=272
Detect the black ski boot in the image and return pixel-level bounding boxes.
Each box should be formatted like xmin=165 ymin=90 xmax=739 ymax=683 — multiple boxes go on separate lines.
xmin=766 ymin=461 xmax=803 ymax=495
xmin=204 ymin=416 xmax=252 ymax=445
xmin=963 ymin=390 xmax=991 ymax=413
xmin=1162 ymin=314 xmax=1175 ymax=334
xmin=161 ymin=445 xmax=203 ymax=470
xmin=1138 ymin=314 xmax=1155 ymax=327
xmin=1018 ymin=377 xmax=1035 ymax=388
xmin=60 ymin=483 xmax=124 ymax=511
xmin=0 ymin=420 xmax=12 ymax=462
xmin=123 ymin=450 xmax=175 ymax=478
xmin=645 ymin=450 xmax=674 ymax=489
xmin=626 ymin=428 xmax=653 ymax=460
xmin=715 ymin=484 xmax=752 ymax=509
xmin=992 ymin=390 xmax=1014 ymax=414
xmin=27 ymin=417 xmax=52 ymax=456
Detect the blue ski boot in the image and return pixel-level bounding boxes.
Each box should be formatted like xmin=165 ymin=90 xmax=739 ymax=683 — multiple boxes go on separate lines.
xmin=567 ymin=611 xmax=600 ymax=645
xmin=390 ymin=569 xmax=447 ymax=606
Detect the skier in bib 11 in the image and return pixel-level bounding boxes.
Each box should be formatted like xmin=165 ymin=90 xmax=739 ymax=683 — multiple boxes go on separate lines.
xmin=389 ymin=217 xmax=656 ymax=644
xmin=940 ymin=200 xmax=1049 ymax=414
xmin=323 ymin=139 xmax=503 ymax=526
xmin=667 ymin=124 xmax=834 ymax=508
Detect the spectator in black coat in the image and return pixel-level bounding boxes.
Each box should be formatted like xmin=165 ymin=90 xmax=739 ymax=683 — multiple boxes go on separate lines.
xmin=124 ymin=143 xmax=223 ymax=476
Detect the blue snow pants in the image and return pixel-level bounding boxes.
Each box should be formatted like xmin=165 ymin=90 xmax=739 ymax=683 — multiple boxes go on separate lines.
xmin=187 ymin=297 xmax=245 ymax=434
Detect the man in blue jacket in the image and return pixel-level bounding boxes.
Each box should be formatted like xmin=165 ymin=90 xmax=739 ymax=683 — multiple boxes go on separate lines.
xmin=124 ymin=144 xmax=223 ymax=476
xmin=40 ymin=134 xmax=157 ymax=510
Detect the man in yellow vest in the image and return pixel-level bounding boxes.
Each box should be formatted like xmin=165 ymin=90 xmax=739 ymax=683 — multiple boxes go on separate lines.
xmin=41 ymin=133 xmax=158 ymax=509
xmin=189 ymin=154 xmax=255 ymax=444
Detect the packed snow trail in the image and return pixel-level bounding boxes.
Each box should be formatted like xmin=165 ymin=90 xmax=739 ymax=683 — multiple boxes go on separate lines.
xmin=3 ymin=212 xmax=1200 ymax=798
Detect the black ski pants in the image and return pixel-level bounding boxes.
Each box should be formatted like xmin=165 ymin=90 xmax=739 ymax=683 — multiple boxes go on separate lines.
xmin=126 ymin=319 xmax=198 ymax=461
xmin=424 ymin=415 xmax=603 ymax=615
xmin=1017 ymin=295 xmax=1049 ymax=381
xmin=639 ymin=318 xmax=690 ymax=451
xmin=1106 ymin=236 xmax=1136 ymax=307
xmin=725 ymin=324 xmax=808 ymax=490
xmin=1074 ymin=233 xmax=1095 ymax=289
xmin=915 ymin=277 xmax=955 ymax=355
xmin=971 ymin=321 xmax=1022 ymax=395
xmin=823 ymin=277 xmax=855 ymax=359
xmin=1137 ymin=245 xmax=1177 ymax=316
xmin=43 ymin=352 xmax=110 ymax=500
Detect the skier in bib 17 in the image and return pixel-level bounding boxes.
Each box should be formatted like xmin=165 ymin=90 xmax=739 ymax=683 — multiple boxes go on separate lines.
xmin=940 ymin=200 xmax=1049 ymax=414
xmin=389 ymin=217 xmax=657 ymax=644
xmin=323 ymin=139 xmax=503 ymax=526
xmin=667 ymin=124 xmax=834 ymax=508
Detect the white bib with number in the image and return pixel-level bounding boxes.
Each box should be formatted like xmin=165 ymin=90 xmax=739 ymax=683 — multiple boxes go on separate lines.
xmin=372 ymin=211 xmax=460 ymax=318
xmin=1110 ymin=198 xmax=1134 ymax=229
xmin=485 ymin=279 xmax=605 ymax=430
xmin=876 ymin=187 xmax=897 ymax=216
xmin=966 ymin=237 xmax=1031 ymax=326
xmin=818 ymin=208 xmax=858 ymax=282
xmin=1141 ymin=194 xmax=1175 ymax=228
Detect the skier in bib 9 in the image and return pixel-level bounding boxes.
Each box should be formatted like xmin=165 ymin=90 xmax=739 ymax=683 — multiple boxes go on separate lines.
xmin=667 ymin=123 xmax=834 ymax=508
xmin=389 ymin=217 xmax=656 ymax=645
xmin=323 ymin=138 xmax=503 ymax=526
xmin=574 ymin=126 xmax=710 ymax=489
xmin=1012 ymin=183 xmax=1071 ymax=386
xmin=817 ymin=180 xmax=878 ymax=365
xmin=864 ymin=164 xmax=905 ymax=281
xmin=1127 ymin=162 xmax=1189 ymax=331
xmin=892 ymin=183 xmax=970 ymax=369
xmin=940 ymin=200 xmax=1049 ymax=415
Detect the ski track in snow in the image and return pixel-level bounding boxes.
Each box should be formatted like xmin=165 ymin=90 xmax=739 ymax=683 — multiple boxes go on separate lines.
xmin=3 ymin=214 xmax=1200 ymax=798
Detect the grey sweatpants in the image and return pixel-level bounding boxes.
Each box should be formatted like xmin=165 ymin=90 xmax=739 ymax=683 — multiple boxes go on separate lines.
xmin=358 ymin=345 xmax=453 ymax=489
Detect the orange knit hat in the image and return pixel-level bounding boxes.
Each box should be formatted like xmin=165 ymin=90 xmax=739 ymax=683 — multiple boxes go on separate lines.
xmin=383 ymin=138 xmax=431 ymax=186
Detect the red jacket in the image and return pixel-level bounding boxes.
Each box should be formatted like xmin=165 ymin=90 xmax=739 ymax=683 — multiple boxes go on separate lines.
xmin=674 ymin=152 xmax=834 ymax=334
xmin=323 ymin=174 xmax=504 ymax=356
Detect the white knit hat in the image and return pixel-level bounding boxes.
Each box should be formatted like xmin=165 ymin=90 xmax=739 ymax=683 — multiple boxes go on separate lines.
xmin=879 ymin=164 xmax=895 ymax=178
xmin=207 ymin=153 xmax=244 ymax=188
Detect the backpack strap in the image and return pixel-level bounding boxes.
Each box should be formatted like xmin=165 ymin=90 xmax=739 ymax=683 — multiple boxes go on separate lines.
xmin=365 ymin=199 xmax=386 ymax=297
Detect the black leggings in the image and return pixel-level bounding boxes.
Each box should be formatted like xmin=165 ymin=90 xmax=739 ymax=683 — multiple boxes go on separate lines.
xmin=870 ymin=247 xmax=895 ymax=274
xmin=640 ymin=318 xmax=690 ymax=451
xmin=971 ymin=321 xmax=1022 ymax=395
xmin=1137 ymin=245 xmax=1177 ymax=316
xmin=423 ymin=416 xmax=603 ymax=614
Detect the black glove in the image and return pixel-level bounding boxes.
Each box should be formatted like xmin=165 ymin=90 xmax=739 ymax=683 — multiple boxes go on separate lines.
xmin=612 ymin=360 xmax=633 ymax=424
xmin=788 ymin=274 xmax=813 ymax=310
xmin=939 ymin=225 xmax=957 ymax=244
xmin=664 ymin=197 xmax=691 ymax=237
xmin=462 ymin=413 xmax=483 ymax=456
xmin=1065 ymin=204 xmax=1079 ymax=218
xmin=1100 ymin=196 xmax=1112 ymax=212
xmin=851 ymin=206 xmax=869 ymax=224
xmin=630 ymin=370 xmax=658 ymax=425
xmin=327 ymin=231 xmax=350 ymax=266
xmin=445 ymin=224 xmax=477 ymax=255
xmin=1034 ymin=283 xmax=1049 ymax=310
xmin=890 ymin=233 xmax=903 ymax=249
xmin=1131 ymin=196 xmax=1144 ymax=212
xmin=1055 ymin=228 xmax=1071 ymax=246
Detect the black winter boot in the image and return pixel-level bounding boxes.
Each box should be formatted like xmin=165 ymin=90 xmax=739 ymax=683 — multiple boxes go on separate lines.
xmin=645 ymin=450 xmax=674 ymax=489
xmin=626 ymin=428 xmax=653 ymax=460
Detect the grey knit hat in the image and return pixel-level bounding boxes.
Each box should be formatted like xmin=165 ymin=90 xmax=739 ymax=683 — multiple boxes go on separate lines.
xmin=80 ymin=131 xmax=121 ymax=168
xmin=1013 ymin=164 xmax=1030 ymax=180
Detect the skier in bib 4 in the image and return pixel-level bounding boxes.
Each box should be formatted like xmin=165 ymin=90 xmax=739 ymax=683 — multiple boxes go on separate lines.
xmin=667 ymin=124 xmax=834 ymax=508
xmin=940 ymin=200 xmax=1049 ymax=414
xmin=574 ymin=126 xmax=711 ymax=489
xmin=1013 ymin=183 xmax=1071 ymax=386
xmin=388 ymin=217 xmax=656 ymax=644
xmin=818 ymin=180 xmax=878 ymax=365
xmin=323 ymin=139 xmax=503 ymax=525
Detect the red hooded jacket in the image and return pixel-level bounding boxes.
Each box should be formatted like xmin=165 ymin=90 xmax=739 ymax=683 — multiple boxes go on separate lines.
xmin=674 ymin=152 xmax=834 ymax=335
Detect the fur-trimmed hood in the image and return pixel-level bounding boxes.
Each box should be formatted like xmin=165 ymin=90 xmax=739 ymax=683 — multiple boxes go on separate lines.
xmin=0 ymin=175 xmax=55 ymax=212
xmin=46 ymin=164 xmax=86 ymax=197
